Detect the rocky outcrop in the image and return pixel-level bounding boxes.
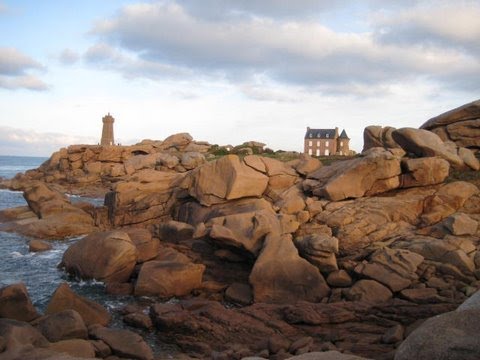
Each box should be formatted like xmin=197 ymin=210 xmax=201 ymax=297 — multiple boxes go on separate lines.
xmin=61 ymin=230 xmax=138 ymax=283
xmin=6 ymin=133 xmax=213 ymax=197
xmin=46 ymin=283 xmax=111 ymax=326
xmin=134 ymin=258 xmax=205 ymax=297
xmin=89 ymin=325 xmax=154 ymax=360
xmin=184 ymin=155 xmax=269 ymax=206
xmin=305 ymin=148 xmax=402 ymax=201
xmin=0 ymin=181 xmax=96 ymax=239
xmin=392 ymin=127 xmax=464 ymax=167
xmin=421 ymin=99 xmax=480 ymax=152
xmin=249 ymin=234 xmax=330 ymax=303
xmin=395 ymin=290 xmax=480 ymax=360
xmin=106 ymin=169 xmax=184 ymax=226
xmin=294 ymin=233 xmax=339 ymax=273
xmin=363 ymin=125 xmax=400 ymax=152
xmin=354 ymin=248 xmax=424 ymax=292
xmin=37 ymin=310 xmax=88 ymax=342
xmin=0 ymin=283 xmax=39 ymax=322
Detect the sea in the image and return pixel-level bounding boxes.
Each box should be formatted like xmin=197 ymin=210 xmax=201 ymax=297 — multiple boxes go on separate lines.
xmin=0 ymin=155 xmax=170 ymax=356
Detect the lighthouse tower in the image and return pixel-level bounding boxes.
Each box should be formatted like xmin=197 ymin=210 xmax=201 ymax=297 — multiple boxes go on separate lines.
xmin=100 ymin=113 xmax=115 ymax=146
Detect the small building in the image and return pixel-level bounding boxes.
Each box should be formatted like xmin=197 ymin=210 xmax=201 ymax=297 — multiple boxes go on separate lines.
xmin=101 ymin=113 xmax=115 ymax=146
xmin=304 ymin=127 xmax=350 ymax=156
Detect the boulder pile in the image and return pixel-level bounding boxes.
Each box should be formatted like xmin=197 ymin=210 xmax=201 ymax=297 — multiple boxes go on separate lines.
xmin=1 ymin=99 xmax=480 ymax=359
xmin=0 ymin=283 xmax=153 ymax=360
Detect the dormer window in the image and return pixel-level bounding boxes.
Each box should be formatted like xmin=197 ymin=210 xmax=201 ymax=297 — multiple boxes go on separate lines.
xmin=326 ymin=134 xmax=329 ymax=138
xmin=317 ymin=133 xmax=320 ymax=138
xmin=309 ymin=133 xmax=313 ymax=138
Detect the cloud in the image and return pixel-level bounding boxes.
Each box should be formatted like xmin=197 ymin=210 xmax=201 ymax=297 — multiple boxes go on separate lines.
xmin=0 ymin=48 xmax=47 ymax=91
xmin=86 ymin=1 xmax=480 ymax=96
xmin=373 ymin=2 xmax=480 ymax=56
xmin=175 ymin=0 xmax=345 ymax=20
xmin=83 ymin=43 xmax=191 ymax=80
xmin=59 ymin=48 xmax=80 ymax=65
xmin=0 ymin=126 xmax=98 ymax=156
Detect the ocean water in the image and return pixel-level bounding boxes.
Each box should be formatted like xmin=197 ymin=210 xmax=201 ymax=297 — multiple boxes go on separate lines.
xmin=0 ymin=156 xmax=178 ymax=356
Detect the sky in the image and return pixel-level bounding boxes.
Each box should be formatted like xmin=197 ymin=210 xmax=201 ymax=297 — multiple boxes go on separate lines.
xmin=0 ymin=0 xmax=479 ymax=156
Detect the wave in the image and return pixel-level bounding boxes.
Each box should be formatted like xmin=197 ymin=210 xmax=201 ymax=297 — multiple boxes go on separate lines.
xmin=0 ymin=189 xmax=23 ymax=194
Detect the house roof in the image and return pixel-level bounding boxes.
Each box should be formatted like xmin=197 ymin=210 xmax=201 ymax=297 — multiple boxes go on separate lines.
xmin=339 ymin=129 xmax=350 ymax=139
xmin=305 ymin=128 xmax=336 ymax=139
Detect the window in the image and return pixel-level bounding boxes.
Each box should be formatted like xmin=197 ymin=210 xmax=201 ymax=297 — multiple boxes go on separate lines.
xmin=309 ymin=133 xmax=313 ymax=138
xmin=308 ymin=141 xmax=312 ymax=146
xmin=317 ymin=133 xmax=320 ymax=138
xmin=316 ymin=149 xmax=320 ymax=156
xmin=326 ymin=134 xmax=329 ymax=138
xmin=308 ymin=149 xmax=312 ymax=155
xmin=325 ymin=141 xmax=329 ymax=147
xmin=316 ymin=141 xmax=320 ymax=146
xmin=325 ymin=149 xmax=330 ymax=156
xmin=340 ymin=141 xmax=343 ymax=147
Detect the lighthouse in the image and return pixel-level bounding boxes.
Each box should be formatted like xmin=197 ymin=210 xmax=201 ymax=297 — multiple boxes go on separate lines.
xmin=100 ymin=113 xmax=115 ymax=146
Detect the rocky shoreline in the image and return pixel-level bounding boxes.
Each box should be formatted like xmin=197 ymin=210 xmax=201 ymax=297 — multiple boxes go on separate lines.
xmin=1 ymin=99 xmax=480 ymax=359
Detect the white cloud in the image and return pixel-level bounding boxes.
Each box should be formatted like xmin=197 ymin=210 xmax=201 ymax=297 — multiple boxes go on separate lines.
xmin=373 ymin=2 xmax=480 ymax=54
xmin=0 ymin=126 xmax=98 ymax=156
xmin=59 ymin=49 xmax=80 ymax=65
xmin=0 ymin=48 xmax=48 ymax=91
xmin=86 ymin=1 xmax=480 ymax=97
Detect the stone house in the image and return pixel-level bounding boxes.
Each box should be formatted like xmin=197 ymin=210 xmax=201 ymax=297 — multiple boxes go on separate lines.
xmin=304 ymin=127 xmax=350 ymax=156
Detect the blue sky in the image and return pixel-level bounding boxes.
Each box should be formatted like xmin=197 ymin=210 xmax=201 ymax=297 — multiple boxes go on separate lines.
xmin=0 ymin=0 xmax=479 ymax=156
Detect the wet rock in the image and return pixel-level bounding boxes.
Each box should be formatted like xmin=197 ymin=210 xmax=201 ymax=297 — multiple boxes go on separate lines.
xmin=89 ymin=325 xmax=154 ymax=360
xmin=37 ymin=310 xmax=88 ymax=342
xmin=0 ymin=283 xmax=39 ymax=322
xmin=123 ymin=313 xmax=153 ymax=330
xmin=28 ymin=239 xmax=52 ymax=252
xmin=61 ymin=230 xmax=138 ymax=283
xmin=249 ymin=234 xmax=330 ymax=303
xmin=46 ymin=283 xmax=111 ymax=326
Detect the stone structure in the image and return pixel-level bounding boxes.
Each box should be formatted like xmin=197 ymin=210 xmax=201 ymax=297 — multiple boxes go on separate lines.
xmin=101 ymin=113 xmax=115 ymax=146
xmin=304 ymin=127 xmax=350 ymax=156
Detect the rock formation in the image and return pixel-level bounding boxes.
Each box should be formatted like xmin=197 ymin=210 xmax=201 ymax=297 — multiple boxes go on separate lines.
xmin=1 ymin=100 xmax=480 ymax=359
